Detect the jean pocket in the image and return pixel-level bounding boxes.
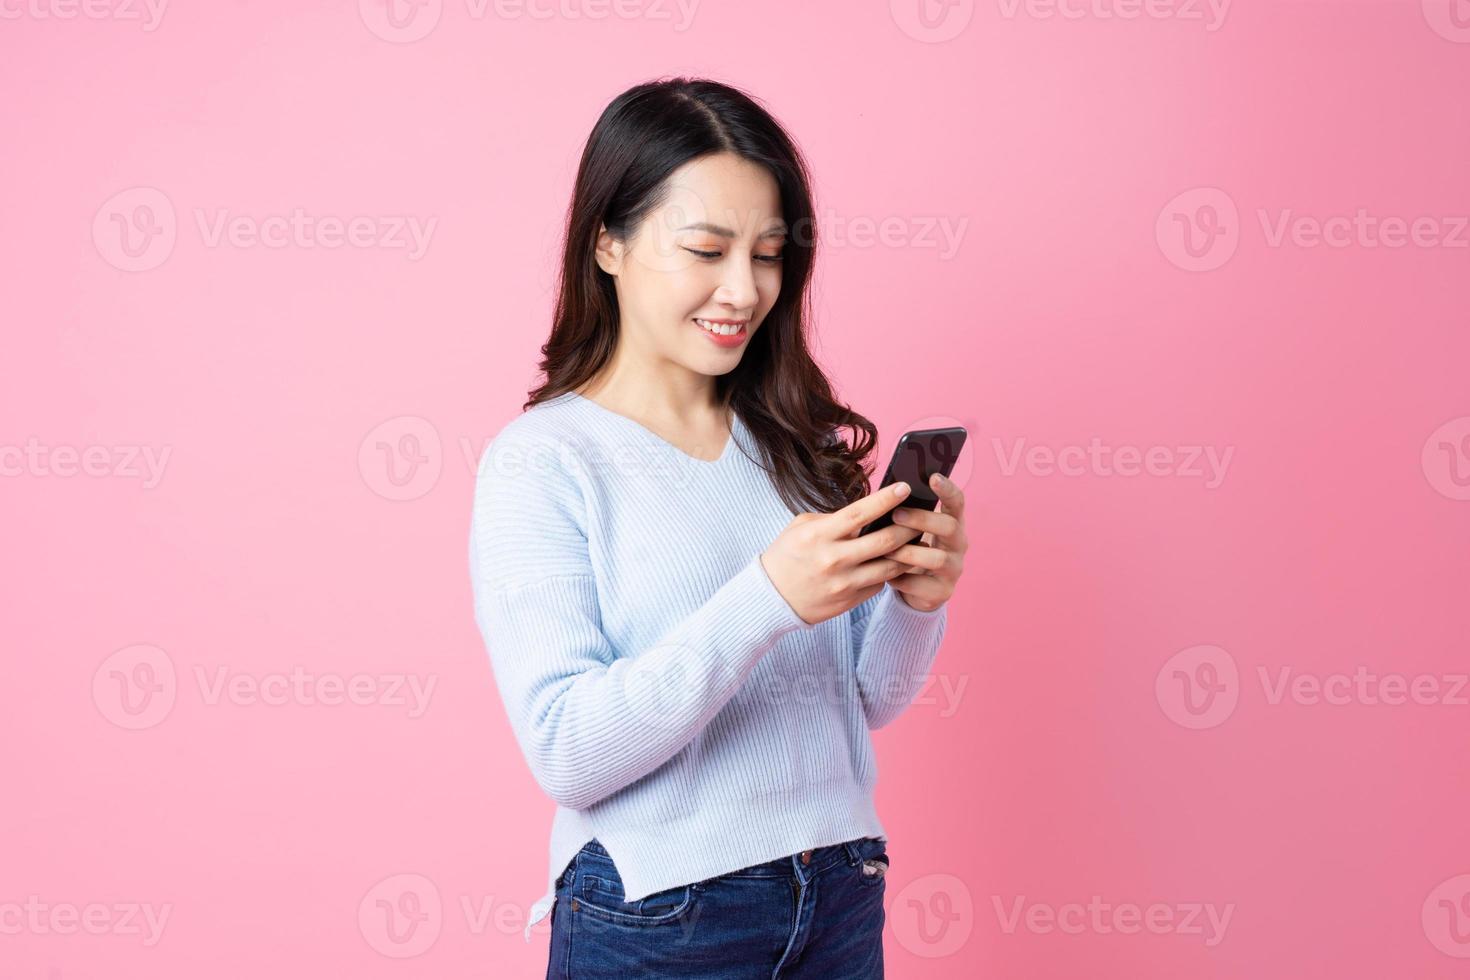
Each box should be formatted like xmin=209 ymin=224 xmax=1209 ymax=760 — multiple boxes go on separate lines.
xmin=577 ymin=874 xmax=697 ymax=926
xmin=857 ymin=840 xmax=889 ymax=887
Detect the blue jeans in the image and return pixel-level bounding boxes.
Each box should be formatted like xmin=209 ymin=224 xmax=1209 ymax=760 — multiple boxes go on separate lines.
xmin=545 ymin=836 xmax=891 ymax=978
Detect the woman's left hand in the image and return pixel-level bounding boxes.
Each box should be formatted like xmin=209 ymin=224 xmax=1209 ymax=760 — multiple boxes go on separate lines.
xmin=884 ymin=472 xmax=967 ymax=612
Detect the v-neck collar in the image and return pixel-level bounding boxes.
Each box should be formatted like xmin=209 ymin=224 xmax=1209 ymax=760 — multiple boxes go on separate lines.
xmin=564 ymin=392 xmax=742 ymax=465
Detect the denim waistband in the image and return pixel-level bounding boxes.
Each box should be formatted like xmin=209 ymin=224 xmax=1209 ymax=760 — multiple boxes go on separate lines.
xmin=574 ymin=835 xmax=883 ymax=882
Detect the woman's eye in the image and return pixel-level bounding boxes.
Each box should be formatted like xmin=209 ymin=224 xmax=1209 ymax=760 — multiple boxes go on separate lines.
xmin=681 ymin=248 xmax=783 ymax=264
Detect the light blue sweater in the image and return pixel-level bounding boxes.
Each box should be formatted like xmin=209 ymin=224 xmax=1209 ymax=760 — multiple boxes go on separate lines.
xmin=468 ymin=391 xmax=949 ymax=942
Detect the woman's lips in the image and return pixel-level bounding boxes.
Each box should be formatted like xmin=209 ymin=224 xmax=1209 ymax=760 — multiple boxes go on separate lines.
xmin=693 ymin=317 xmax=748 ymax=348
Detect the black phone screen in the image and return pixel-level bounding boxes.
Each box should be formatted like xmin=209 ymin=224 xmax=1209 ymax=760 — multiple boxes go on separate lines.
xmin=859 ymin=426 xmax=968 ymax=537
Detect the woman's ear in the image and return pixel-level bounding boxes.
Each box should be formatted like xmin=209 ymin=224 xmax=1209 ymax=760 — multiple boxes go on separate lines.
xmin=593 ymin=224 xmax=623 ymax=276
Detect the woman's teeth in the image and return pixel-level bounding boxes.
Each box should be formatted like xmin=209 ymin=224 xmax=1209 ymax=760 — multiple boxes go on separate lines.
xmin=695 ymin=318 xmax=745 ymax=336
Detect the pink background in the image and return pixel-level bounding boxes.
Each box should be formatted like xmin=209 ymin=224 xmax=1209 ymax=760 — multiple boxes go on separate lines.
xmin=4 ymin=0 xmax=1469 ymax=976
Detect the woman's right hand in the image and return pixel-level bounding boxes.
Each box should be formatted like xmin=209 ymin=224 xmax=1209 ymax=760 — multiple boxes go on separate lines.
xmin=760 ymin=481 xmax=924 ymax=626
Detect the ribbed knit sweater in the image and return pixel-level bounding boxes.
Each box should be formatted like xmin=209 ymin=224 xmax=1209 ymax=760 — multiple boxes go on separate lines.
xmin=468 ymin=391 xmax=949 ymax=942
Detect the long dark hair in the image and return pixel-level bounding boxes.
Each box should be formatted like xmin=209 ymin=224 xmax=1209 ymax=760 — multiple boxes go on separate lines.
xmin=524 ymin=76 xmax=878 ymax=516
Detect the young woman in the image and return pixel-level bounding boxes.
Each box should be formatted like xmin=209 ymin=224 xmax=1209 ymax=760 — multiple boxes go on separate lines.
xmin=470 ymin=76 xmax=969 ymax=978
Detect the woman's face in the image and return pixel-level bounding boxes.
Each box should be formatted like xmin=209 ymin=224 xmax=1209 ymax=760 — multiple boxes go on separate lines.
xmin=596 ymin=151 xmax=785 ymax=377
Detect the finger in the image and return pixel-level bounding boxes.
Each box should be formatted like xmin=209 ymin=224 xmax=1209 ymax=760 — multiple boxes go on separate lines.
xmin=926 ymin=472 xmax=965 ymax=523
xmin=887 ymin=570 xmax=950 ymax=607
xmin=838 ymin=521 xmax=922 ymax=566
xmin=827 ymin=481 xmax=912 ymax=538
xmin=885 ymin=542 xmax=951 ymax=575
xmin=910 ymin=499 xmax=969 ymax=554
xmin=890 ymin=506 xmax=959 ymax=541
xmin=850 ymin=555 xmax=914 ymax=590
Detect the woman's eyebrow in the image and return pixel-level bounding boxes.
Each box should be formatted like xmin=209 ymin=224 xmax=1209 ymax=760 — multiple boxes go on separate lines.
xmin=677 ymin=221 xmax=789 ymax=239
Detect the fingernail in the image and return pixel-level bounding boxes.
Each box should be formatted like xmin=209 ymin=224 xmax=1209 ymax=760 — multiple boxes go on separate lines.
xmin=893 ymin=508 xmax=908 ymax=520
xmin=893 ymin=482 xmax=910 ymax=497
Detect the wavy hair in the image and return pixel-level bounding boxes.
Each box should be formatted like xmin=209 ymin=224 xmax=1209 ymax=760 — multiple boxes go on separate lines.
xmin=525 ymin=76 xmax=877 ymax=515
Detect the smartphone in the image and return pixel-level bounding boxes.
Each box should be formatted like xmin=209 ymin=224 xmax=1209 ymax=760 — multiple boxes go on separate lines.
xmin=859 ymin=426 xmax=968 ymax=537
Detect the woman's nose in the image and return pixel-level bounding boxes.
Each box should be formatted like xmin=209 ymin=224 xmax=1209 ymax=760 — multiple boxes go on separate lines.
xmin=715 ymin=259 xmax=758 ymax=309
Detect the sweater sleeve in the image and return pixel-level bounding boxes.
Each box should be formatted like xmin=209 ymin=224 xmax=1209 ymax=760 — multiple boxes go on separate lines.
xmin=850 ymin=582 xmax=949 ymax=730
xmin=469 ymin=428 xmax=815 ymax=811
